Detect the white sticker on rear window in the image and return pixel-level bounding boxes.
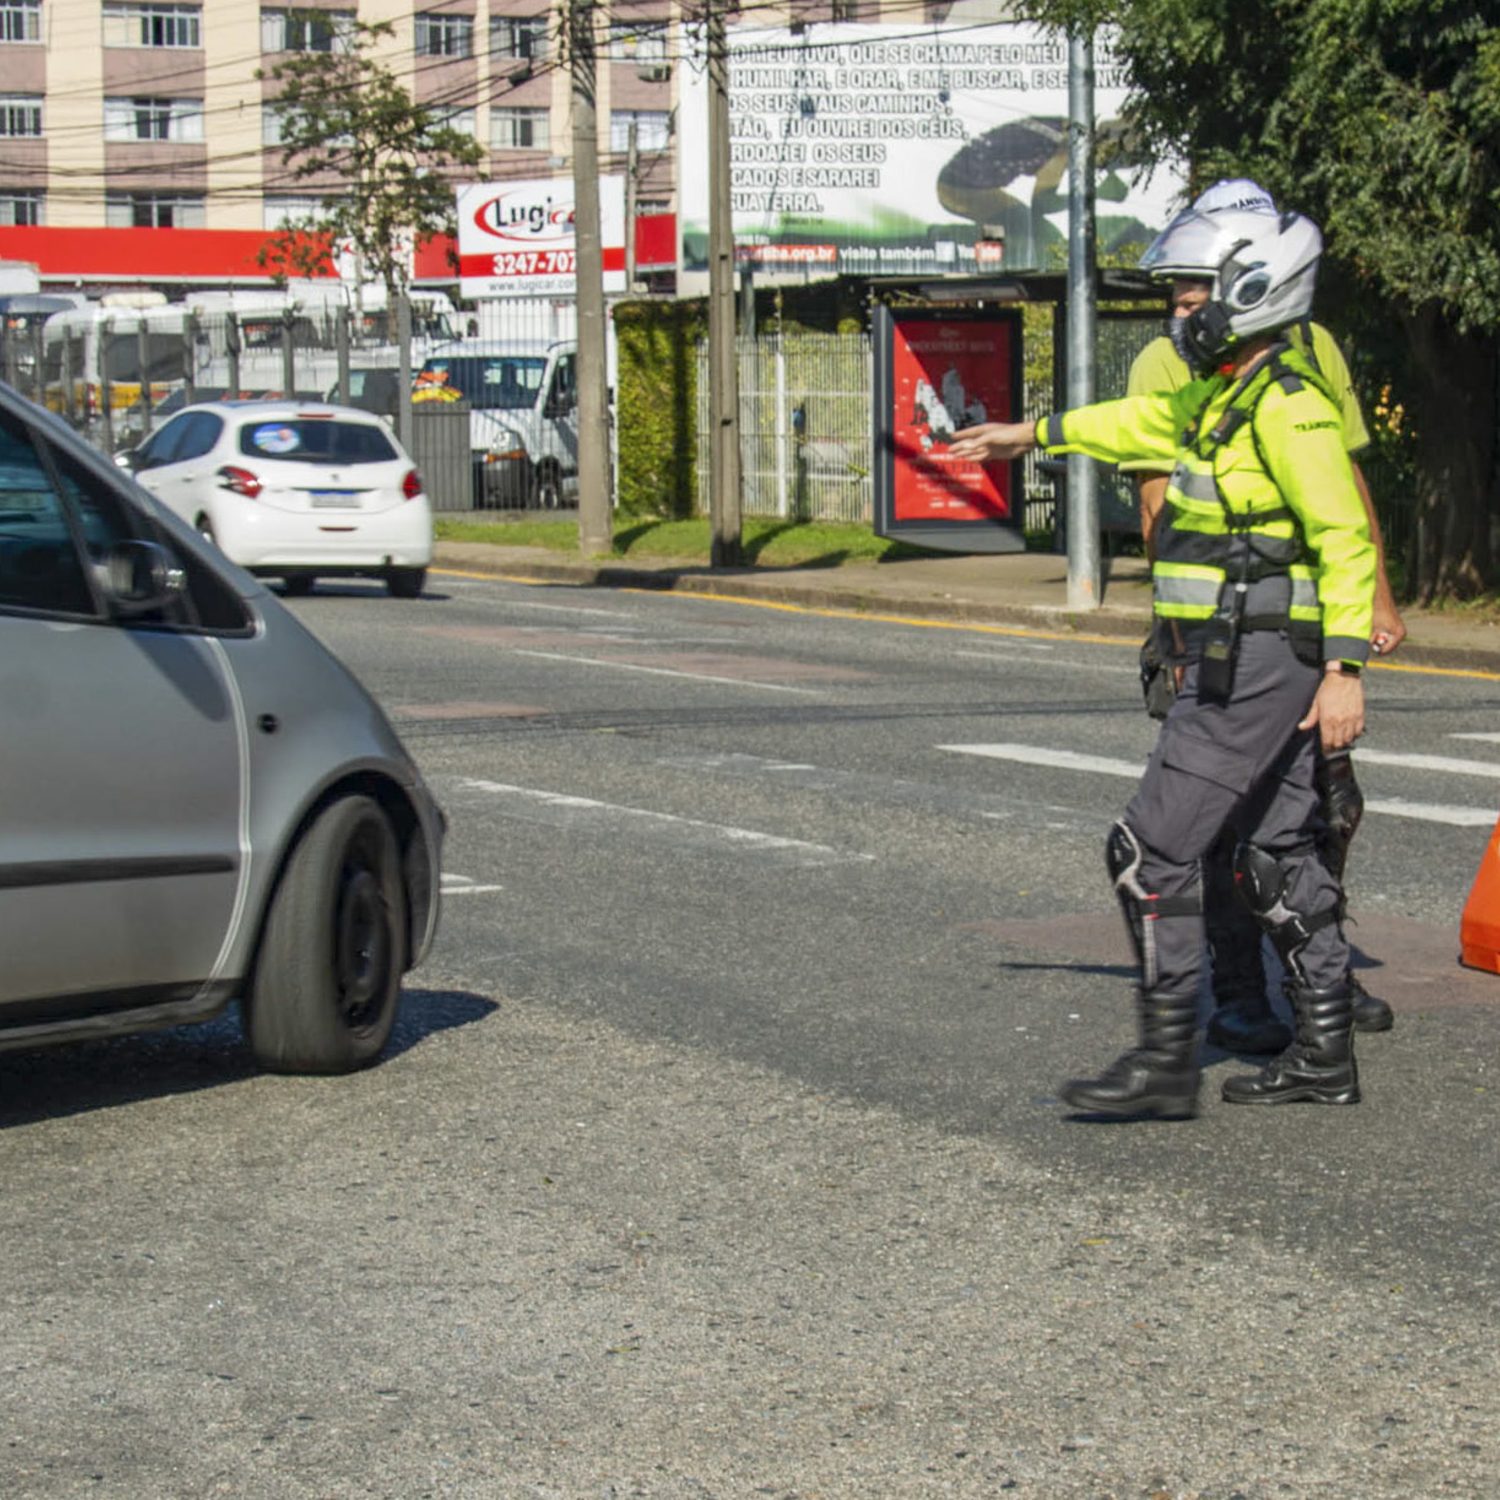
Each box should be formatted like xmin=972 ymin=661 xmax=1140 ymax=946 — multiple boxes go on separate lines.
xmin=251 ymin=424 xmax=301 ymax=455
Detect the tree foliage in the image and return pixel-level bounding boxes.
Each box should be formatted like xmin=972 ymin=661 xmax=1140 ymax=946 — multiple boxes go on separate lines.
xmin=1024 ymin=0 xmax=1500 ymax=599
xmin=258 ymin=17 xmax=484 ymax=298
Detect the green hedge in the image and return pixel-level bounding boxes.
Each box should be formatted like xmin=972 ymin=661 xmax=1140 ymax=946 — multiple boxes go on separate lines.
xmin=613 ymin=284 xmax=873 ymax=519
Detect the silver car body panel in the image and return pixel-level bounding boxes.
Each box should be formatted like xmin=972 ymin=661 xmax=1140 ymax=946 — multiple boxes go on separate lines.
xmin=0 ymin=384 xmax=442 ymax=1047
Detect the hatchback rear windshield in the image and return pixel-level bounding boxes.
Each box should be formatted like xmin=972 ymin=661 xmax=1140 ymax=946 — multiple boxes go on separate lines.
xmin=238 ymin=419 xmax=398 ymax=465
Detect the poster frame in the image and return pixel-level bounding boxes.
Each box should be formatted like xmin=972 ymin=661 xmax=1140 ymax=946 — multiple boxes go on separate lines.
xmin=872 ymin=304 xmax=1026 ymax=554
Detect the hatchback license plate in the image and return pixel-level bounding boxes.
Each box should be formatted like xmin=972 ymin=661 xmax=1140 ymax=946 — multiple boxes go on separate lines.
xmin=310 ymin=491 xmax=360 ymax=508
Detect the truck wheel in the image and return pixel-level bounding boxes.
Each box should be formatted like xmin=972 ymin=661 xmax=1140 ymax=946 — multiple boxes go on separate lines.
xmin=245 ymin=795 xmax=407 ymax=1074
xmin=535 ymin=462 xmax=562 ymax=510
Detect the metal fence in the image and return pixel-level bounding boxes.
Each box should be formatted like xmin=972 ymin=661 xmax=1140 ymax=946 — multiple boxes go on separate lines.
xmin=696 ymin=332 xmax=874 ymax=523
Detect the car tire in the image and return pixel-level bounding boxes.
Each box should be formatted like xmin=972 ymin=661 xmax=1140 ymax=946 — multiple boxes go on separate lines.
xmin=386 ymin=567 xmax=426 ymax=598
xmin=534 ymin=462 xmax=562 ymax=511
xmin=282 ymin=576 xmax=316 ymax=597
xmin=245 ymin=794 xmax=407 ymax=1075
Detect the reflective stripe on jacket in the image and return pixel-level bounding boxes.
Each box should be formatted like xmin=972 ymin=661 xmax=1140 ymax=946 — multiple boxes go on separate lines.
xmin=1035 ymin=346 xmax=1375 ymax=663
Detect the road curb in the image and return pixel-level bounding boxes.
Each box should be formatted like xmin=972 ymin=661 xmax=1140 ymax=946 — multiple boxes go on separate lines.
xmin=431 ymin=543 xmax=1500 ymax=676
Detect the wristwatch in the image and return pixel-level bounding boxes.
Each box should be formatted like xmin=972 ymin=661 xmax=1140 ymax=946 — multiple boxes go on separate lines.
xmin=1325 ymin=660 xmax=1362 ymax=678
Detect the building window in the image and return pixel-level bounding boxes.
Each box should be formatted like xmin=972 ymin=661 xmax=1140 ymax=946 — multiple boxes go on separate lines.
xmin=607 ymin=20 xmax=667 ymax=63
xmin=0 ymin=95 xmax=41 ymax=136
xmin=491 ymin=106 xmax=547 ymax=151
xmin=102 ymin=3 xmax=201 ymax=48
xmin=263 ymin=194 xmax=324 ymax=229
xmin=490 ymin=14 xmax=547 ymax=62
xmin=609 ymin=109 xmax=670 ymax=153
xmin=415 ymin=13 xmax=472 ymax=58
xmin=0 ymin=1 xmax=41 ymax=43
xmin=431 ymin=105 xmax=476 ymax=137
xmin=105 ymin=192 xmax=205 ymax=228
xmin=104 ymin=96 xmax=203 ymax=143
xmin=260 ymin=7 xmax=352 ymax=53
xmin=0 ymin=190 xmax=41 ymax=224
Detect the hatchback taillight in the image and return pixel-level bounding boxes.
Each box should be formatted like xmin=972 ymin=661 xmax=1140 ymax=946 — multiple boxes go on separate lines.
xmin=401 ymin=468 xmax=423 ymax=501
xmin=217 ymin=465 xmax=262 ymax=499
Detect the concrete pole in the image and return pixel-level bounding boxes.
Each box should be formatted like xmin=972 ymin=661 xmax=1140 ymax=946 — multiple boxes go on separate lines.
xmin=1066 ymin=29 xmax=1100 ymax=611
xmin=571 ymin=0 xmax=613 ymax=555
xmin=707 ymin=0 xmax=742 ymax=566
xmin=625 ymin=119 xmax=639 ymax=292
xmin=396 ymin=291 xmax=413 ymax=451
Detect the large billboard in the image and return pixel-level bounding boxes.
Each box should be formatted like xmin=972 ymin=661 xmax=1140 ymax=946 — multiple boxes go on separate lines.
xmin=679 ymin=23 xmax=1182 ymax=277
xmin=456 ymin=177 xmax=627 ymax=299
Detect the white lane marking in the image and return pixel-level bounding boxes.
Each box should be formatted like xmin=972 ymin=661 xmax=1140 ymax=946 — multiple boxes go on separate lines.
xmin=953 ymin=648 xmax=1136 ymax=676
xmin=441 ymin=874 xmax=506 ymax=895
xmin=1356 ymin=748 xmax=1500 ymax=780
xmin=1362 ymin=799 xmax=1496 ymax=828
xmin=510 ymin=647 xmax=821 ymax=695
xmin=939 ymin=743 xmax=1143 ymax=779
xmin=940 ymin=742 xmax=1498 ymax=828
xmin=458 ymin=778 xmax=871 ymax=865
xmin=1450 ymin=732 xmax=1500 ymax=745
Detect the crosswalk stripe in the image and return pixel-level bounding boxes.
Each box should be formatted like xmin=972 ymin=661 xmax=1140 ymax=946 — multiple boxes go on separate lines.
xmin=1357 ymin=748 xmax=1500 ymax=779
xmin=938 ymin=742 xmax=1498 ymax=828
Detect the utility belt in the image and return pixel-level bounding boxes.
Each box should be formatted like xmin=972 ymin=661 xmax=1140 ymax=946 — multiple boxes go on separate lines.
xmin=1141 ymin=605 xmax=1321 ymax=720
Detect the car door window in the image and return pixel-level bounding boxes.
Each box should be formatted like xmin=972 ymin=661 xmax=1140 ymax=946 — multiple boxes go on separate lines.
xmin=547 ymin=356 xmax=577 ymax=414
xmin=0 ymin=409 xmax=96 ymax=617
xmin=174 ymin=411 xmax=224 ymax=463
xmin=137 ymin=414 xmax=192 ymax=470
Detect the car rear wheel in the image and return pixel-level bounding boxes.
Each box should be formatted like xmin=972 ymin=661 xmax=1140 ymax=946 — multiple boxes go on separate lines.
xmin=245 ymin=794 xmax=406 ymax=1074
xmin=282 ymin=575 xmax=316 ymax=597
xmin=386 ymin=567 xmax=426 ymax=598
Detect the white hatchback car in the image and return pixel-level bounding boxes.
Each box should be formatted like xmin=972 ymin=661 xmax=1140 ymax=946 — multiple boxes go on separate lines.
xmin=120 ymin=401 xmax=434 ymax=597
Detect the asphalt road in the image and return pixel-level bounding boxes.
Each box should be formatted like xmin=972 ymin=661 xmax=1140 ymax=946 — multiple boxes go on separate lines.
xmin=5 ymin=568 xmax=1500 ymax=1500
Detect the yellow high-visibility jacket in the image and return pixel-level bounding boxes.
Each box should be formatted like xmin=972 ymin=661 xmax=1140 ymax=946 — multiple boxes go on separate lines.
xmin=1037 ymin=346 xmax=1375 ymax=666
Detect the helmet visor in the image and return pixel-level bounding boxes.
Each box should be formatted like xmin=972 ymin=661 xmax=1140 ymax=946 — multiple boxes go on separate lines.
xmin=1139 ymin=208 xmax=1231 ymax=280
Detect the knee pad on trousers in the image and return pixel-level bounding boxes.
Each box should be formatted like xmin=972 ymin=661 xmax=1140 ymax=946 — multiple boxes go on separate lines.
xmin=1106 ymin=819 xmax=1200 ymax=989
xmin=1315 ymin=749 xmax=1364 ymax=883
xmin=1232 ymin=841 xmax=1340 ymax=987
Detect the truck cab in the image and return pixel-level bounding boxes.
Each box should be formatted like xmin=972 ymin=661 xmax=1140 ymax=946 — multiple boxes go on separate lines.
xmin=412 ymin=340 xmax=578 ymax=508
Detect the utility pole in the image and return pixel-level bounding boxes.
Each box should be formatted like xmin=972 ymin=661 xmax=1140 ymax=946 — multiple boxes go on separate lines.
xmin=1065 ymin=29 xmax=1100 ymax=610
xmin=625 ymin=119 xmax=639 ymax=292
xmin=570 ymin=0 xmax=613 ymax=555
xmin=707 ymin=0 xmax=742 ymax=567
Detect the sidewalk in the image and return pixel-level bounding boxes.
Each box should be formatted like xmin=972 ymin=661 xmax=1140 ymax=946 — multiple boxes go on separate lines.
xmin=433 ymin=538 xmax=1500 ymax=676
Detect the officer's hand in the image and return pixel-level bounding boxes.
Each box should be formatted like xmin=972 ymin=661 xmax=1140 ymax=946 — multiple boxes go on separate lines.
xmin=949 ymin=422 xmax=1037 ymax=464
xmin=1371 ymin=595 xmax=1408 ymax=657
xmin=1300 ymin=671 xmax=1365 ymax=752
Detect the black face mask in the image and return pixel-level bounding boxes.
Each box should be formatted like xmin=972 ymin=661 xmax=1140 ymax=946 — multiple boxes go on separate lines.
xmin=1170 ymin=302 xmax=1234 ymax=375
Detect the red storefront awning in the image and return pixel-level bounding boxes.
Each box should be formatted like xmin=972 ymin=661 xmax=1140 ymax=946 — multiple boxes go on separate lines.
xmin=0 ymin=225 xmax=336 ymax=284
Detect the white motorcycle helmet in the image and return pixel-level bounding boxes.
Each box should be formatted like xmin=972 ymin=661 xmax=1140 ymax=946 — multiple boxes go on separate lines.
xmin=1139 ymin=204 xmax=1323 ymax=373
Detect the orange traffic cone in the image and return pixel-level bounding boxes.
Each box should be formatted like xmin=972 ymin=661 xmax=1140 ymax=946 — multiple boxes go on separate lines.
xmin=1460 ymin=813 xmax=1500 ymax=973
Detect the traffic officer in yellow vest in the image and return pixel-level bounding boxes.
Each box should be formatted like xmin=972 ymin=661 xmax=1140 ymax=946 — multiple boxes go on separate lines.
xmin=951 ymin=204 xmax=1376 ymax=1118
xmin=1123 ymin=179 xmax=1401 ymax=1055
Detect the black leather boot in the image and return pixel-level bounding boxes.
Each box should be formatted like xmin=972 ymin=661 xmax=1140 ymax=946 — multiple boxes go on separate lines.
xmin=1060 ymin=990 xmax=1200 ymax=1120
xmin=1350 ymin=972 xmax=1394 ymax=1033
xmin=1220 ymin=983 xmax=1360 ymax=1105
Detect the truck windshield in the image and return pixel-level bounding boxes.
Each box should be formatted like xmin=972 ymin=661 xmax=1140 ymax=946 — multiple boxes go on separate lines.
xmin=415 ymin=356 xmax=546 ymax=410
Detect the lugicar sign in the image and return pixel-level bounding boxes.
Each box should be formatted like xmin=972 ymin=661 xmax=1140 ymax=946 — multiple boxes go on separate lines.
xmin=679 ymin=22 xmax=1182 ymax=277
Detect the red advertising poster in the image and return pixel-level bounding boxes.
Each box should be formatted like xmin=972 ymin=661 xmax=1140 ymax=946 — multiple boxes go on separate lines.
xmin=890 ymin=317 xmax=1015 ymax=524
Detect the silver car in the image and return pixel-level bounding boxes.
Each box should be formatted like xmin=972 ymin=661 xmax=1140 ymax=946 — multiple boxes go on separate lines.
xmin=0 ymin=383 xmax=442 ymax=1073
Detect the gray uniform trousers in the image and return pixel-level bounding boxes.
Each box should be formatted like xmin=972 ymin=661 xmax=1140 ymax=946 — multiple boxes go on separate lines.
xmin=1122 ymin=629 xmax=1350 ymax=1002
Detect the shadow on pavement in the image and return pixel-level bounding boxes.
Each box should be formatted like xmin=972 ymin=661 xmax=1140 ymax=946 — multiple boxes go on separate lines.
xmin=0 ymin=987 xmax=497 ymax=1129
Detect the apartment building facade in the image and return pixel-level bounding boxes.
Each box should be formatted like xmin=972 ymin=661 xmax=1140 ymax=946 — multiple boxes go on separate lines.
xmin=0 ymin=0 xmax=677 ymax=257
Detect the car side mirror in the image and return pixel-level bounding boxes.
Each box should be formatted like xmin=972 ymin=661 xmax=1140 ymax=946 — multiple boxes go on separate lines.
xmin=99 ymin=539 xmax=186 ymax=616
xmin=115 ymin=448 xmax=144 ymax=472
